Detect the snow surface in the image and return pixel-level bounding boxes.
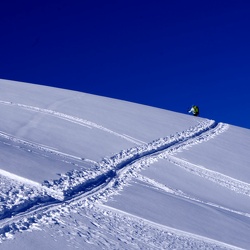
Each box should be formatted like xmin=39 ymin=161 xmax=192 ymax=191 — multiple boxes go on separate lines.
xmin=0 ymin=79 xmax=249 ymax=249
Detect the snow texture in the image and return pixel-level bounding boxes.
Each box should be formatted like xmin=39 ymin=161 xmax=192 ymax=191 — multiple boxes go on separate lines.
xmin=0 ymin=79 xmax=249 ymax=249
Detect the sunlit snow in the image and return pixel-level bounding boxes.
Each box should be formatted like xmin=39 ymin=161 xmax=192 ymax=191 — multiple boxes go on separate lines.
xmin=0 ymin=79 xmax=249 ymax=250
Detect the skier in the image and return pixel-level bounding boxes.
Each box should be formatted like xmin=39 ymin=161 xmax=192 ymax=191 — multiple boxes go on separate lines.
xmin=189 ymin=105 xmax=199 ymax=116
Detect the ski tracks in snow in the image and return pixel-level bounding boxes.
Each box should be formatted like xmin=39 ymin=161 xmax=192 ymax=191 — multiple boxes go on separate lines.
xmin=0 ymin=101 xmax=142 ymax=145
xmin=0 ymin=100 xmax=247 ymax=249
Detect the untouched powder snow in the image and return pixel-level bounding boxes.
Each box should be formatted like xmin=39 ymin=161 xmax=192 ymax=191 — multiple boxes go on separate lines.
xmin=0 ymin=79 xmax=249 ymax=249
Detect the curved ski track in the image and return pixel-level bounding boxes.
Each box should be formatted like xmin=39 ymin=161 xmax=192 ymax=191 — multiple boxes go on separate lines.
xmin=0 ymin=101 xmax=142 ymax=145
xmin=0 ymin=101 xmax=245 ymax=249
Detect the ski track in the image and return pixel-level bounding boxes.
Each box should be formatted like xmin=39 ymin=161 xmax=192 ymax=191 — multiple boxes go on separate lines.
xmin=137 ymin=174 xmax=250 ymax=219
xmin=0 ymin=101 xmax=142 ymax=145
xmin=165 ymin=155 xmax=250 ymax=197
xmin=96 ymin=204 xmax=244 ymax=250
xmin=0 ymin=105 xmax=247 ymax=249
xmin=0 ymin=130 xmax=83 ymax=162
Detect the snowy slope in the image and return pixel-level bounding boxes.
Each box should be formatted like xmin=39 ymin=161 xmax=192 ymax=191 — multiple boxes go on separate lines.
xmin=0 ymin=79 xmax=249 ymax=250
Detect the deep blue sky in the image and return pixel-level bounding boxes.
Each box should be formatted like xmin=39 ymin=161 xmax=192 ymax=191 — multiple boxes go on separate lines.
xmin=0 ymin=1 xmax=250 ymax=129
